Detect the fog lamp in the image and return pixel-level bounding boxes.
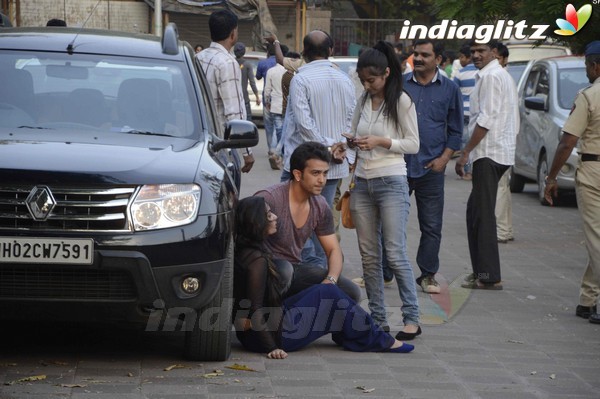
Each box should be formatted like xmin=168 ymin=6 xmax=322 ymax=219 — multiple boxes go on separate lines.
xmin=181 ymin=277 xmax=200 ymax=294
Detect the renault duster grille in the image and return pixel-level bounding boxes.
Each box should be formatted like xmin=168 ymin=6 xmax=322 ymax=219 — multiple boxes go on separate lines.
xmin=0 ymin=187 xmax=135 ymax=232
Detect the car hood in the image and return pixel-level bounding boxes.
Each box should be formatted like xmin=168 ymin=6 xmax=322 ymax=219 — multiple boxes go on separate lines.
xmin=0 ymin=129 xmax=204 ymax=185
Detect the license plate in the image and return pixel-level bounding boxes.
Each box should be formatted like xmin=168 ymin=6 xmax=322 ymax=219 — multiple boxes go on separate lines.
xmin=0 ymin=237 xmax=94 ymax=265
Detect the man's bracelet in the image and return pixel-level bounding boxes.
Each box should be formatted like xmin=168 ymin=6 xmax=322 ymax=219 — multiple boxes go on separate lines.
xmin=325 ymin=275 xmax=337 ymax=285
xmin=273 ymin=39 xmax=280 ymax=45
xmin=545 ymin=176 xmax=557 ymax=184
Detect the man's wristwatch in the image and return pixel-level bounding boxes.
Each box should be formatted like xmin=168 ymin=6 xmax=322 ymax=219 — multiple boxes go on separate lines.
xmin=545 ymin=176 xmax=557 ymax=184
xmin=325 ymin=275 xmax=337 ymax=285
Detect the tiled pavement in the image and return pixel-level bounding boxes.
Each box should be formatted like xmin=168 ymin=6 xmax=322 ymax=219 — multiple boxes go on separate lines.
xmin=1 ymin=135 xmax=599 ymax=398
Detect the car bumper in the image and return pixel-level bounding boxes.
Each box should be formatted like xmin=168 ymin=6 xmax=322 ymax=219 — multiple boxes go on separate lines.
xmin=0 ymin=217 xmax=231 ymax=325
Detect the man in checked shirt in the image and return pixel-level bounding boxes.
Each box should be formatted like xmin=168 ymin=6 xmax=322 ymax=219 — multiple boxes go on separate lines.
xmin=197 ymin=9 xmax=255 ymax=173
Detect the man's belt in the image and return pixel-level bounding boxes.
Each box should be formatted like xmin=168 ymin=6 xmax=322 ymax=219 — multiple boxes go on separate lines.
xmin=581 ymin=154 xmax=600 ymax=162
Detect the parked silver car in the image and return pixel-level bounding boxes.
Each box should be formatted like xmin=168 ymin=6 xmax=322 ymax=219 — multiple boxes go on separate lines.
xmin=510 ymin=56 xmax=588 ymax=204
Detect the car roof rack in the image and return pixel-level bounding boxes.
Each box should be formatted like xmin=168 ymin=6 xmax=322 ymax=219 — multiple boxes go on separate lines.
xmin=162 ymin=23 xmax=179 ymax=55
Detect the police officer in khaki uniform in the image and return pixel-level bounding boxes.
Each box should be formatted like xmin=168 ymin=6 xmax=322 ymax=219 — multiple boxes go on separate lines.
xmin=544 ymin=40 xmax=600 ymax=324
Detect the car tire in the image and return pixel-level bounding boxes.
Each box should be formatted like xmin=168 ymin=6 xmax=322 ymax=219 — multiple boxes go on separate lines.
xmin=183 ymin=239 xmax=233 ymax=361
xmin=509 ymin=167 xmax=526 ymax=193
xmin=537 ymin=153 xmax=551 ymax=206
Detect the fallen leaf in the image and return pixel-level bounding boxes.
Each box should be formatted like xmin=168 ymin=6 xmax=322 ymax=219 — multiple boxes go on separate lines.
xmin=549 ymin=374 xmax=556 ymax=379
xmin=5 ymin=374 xmax=47 ymax=385
xmin=234 ymin=378 xmax=241 ymax=383
xmin=526 ymin=295 xmax=536 ymax=300
xmin=362 ymin=388 xmax=375 ymax=393
xmin=202 ymin=371 xmax=225 ymax=378
xmin=225 ymin=363 xmax=256 ymax=372
xmin=58 ymin=383 xmax=87 ymax=388
xmin=530 ymin=371 xmax=537 ymax=375
xmin=507 ymin=339 xmax=524 ymax=344
xmin=164 ymin=364 xmax=185 ymax=371
xmin=127 ymin=372 xmax=134 ymax=377
xmin=52 ymin=361 xmax=69 ymax=366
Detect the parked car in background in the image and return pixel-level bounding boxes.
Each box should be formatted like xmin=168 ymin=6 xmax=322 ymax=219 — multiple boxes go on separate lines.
xmin=506 ymin=42 xmax=571 ymax=62
xmin=0 ymin=24 xmax=258 ymax=360
xmin=510 ymin=56 xmax=588 ymax=204
xmin=241 ymin=51 xmax=266 ymax=122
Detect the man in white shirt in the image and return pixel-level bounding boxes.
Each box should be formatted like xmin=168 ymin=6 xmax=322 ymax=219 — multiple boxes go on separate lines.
xmin=196 ymin=10 xmax=254 ymax=173
xmin=455 ymin=40 xmax=519 ymax=290
xmin=263 ymin=62 xmax=287 ymax=169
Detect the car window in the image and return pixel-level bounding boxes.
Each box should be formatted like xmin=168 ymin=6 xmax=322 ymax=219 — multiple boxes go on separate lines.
xmin=558 ymin=67 xmax=589 ymax=110
xmin=535 ymin=69 xmax=549 ymax=97
xmin=0 ymin=51 xmax=200 ymax=138
xmin=523 ymin=70 xmax=539 ymax=98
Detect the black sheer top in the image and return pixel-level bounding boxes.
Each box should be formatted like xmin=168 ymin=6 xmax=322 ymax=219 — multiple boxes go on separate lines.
xmin=233 ymin=245 xmax=283 ymax=353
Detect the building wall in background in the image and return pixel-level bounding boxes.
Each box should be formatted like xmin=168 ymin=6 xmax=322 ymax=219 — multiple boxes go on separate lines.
xmin=19 ymin=0 xmax=149 ymax=33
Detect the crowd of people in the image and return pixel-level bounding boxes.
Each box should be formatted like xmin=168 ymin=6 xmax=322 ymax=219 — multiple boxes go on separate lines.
xmin=195 ymin=9 xmax=600 ymax=358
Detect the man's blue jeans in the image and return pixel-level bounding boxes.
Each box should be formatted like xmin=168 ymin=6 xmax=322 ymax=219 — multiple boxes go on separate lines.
xmin=350 ymin=175 xmax=419 ymax=328
xmin=263 ymin=109 xmax=282 ymax=152
xmin=409 ymin=169 xmax=445 ymax=278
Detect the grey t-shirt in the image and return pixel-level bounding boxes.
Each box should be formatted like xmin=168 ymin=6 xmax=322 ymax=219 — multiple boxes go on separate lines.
xmin=254 ymin=182 xmax=334 ymax=263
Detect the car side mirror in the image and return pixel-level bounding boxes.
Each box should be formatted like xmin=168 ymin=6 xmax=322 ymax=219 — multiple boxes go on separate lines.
xmin=524 ymin=96 xmax=547 ymax=112
xmin=212 ymin=120 xmax=259 ymax=152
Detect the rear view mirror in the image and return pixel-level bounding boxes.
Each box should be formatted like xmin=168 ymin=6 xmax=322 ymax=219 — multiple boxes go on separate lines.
xmin=524 ymin=96 xmax=547 ymax=112
xmin=46 ymin=64 xmax=88 ymax=80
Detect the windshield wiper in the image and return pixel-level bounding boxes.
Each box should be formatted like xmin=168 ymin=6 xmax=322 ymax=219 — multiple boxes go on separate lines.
xmin=124 ymin=129 xmax=173 ymax=137
xmin=18 ymin=125 xmax=52 ymax=129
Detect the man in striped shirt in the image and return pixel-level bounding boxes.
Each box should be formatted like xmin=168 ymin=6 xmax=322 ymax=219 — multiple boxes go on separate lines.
xmin=280 ymin=30 xmax=356 ymax=266
xmin=197 ymin=10 xmax=254 ymax=173
xmin=453 ymin=43 xmax=478 ymax=180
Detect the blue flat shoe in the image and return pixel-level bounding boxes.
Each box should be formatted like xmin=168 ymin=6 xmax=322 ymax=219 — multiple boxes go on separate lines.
xmin=384 ymin=343 xmax=414 ymax=353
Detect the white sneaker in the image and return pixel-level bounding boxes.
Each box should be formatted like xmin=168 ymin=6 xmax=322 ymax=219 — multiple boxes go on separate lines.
xmin=420 ymin=275 xmax=441 ymax=294
xmin=352 ymin=277 xmax=365 ymax=288
xmin=352 ymin=276 xmax=394 ymax=288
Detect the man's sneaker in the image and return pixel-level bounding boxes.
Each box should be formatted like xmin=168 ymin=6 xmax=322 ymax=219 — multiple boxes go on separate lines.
xmin=352 ymin=276 xmax=394 ymax=288
xmin=268 ymin=154 xmax=281 ymax=170
xmin=420 ymin=275 xmax=441 ymax=294
xmin=352 ymin=277 xmax=365 ymax=288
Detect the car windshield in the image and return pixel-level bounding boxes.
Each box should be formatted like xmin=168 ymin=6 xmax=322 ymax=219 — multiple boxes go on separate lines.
xmin=506 ymin=62 xmax=528 ymax=85
xmin=0 ymin=51 xmax=199 ymax=138
xmin=558 ymin=67 xmax=589 ymax=110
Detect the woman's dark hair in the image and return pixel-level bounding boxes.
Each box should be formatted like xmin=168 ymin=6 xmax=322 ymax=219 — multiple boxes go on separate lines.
xmin=289 ymin=142 xmax=331 ymax=179
xmin=235 ymin=196 xmax=269 ymax=245
xmin=356 ymin=40 xmax=405 ymax=130
xmin=235 ymin=196 xmax=282 ymax=306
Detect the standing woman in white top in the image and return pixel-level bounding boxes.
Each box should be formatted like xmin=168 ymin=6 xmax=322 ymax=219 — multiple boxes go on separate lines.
xmin=346 ymin=41 xmax=421 ymax=338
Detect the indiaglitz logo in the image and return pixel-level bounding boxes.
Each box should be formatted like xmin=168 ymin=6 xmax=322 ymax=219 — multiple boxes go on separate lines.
xmin=555 ymin=3 xmax=593 ymax=35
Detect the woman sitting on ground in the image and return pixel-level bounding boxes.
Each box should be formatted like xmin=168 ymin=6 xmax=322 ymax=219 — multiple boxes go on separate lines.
xmin=232 ymin=196 xmax=414 ymax=359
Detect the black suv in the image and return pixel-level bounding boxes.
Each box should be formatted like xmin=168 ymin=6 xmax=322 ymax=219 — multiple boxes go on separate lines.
xmin=0 ymin=24 xmax=257 ymax=360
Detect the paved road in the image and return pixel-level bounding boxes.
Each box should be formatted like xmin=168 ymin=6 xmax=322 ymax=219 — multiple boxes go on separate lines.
xmin=2 ymin=132 xmax=599 ymax=398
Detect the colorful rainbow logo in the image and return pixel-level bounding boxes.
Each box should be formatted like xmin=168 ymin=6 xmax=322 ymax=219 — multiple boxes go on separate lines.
xmin=555 ymin=3 xmax=592 ymax=35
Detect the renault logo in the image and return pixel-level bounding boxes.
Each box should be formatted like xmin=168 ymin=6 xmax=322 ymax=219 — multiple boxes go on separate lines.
xmin=26 ymin=186 xmax=56 ymax=221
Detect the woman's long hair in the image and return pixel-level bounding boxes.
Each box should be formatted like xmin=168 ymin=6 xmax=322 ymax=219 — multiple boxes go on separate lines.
xmin=356 ymin=40 xmax=404 ymax=130
xmin=234 ymin=196 xmax=282 ymax=306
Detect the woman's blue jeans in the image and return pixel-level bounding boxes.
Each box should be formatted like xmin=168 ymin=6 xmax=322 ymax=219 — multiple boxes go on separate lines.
xmin=350 ymin=175 xmax=419 ymax=327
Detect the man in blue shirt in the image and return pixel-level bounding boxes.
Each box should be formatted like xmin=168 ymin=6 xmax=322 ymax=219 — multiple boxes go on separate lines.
xmin=404 ymin=39 xmax=463 ymax=294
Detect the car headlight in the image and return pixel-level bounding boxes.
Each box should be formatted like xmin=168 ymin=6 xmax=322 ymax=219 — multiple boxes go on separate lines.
xmin=131 ymin=184 xmax=200 ymax=231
